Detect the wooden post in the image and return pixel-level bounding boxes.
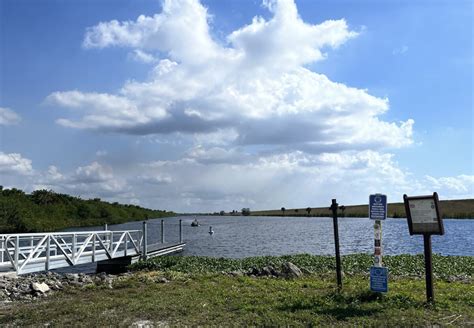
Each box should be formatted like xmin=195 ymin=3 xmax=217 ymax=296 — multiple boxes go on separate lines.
xmin=423 ymin=234 xmax=434 ymax=303
xmin=330 ymin=199 xmax=342 ymax=289
xmin=179 ymin=219 xmax=183 ymax=243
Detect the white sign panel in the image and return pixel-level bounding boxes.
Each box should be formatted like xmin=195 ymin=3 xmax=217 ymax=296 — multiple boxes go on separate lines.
xmin=409 ymin=198 xmax=438 ymax=224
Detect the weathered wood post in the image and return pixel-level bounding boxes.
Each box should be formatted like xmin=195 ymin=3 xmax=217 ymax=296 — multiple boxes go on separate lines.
xmin=330 ymin=199 xmax=342 ymax=289
xmin=179 ymin=219 xmax=183 ymax=243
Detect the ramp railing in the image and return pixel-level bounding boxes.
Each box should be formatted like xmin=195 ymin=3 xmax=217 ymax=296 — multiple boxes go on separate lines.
xmin=0 ymin=230 xmax=142 ymax=274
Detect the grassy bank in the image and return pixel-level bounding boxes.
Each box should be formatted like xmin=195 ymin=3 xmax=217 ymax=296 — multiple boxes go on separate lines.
xmin=1 ymin=254 xmax=472 ymax=326
xmin=0 ymin=188 xmax=174 ymax=233
xmin=250 ymin=198 xmax=474 ymax=219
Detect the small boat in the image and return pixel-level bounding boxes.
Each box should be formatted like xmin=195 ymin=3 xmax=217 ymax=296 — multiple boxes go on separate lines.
xmin=209 ymin=226 xmax=214 ymax=235
xmin=191 ymin=219 xmax=200 ymax=227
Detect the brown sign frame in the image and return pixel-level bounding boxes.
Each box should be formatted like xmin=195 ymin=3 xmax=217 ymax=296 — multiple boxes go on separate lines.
xmin=403 ymin=192 xmax=444 ymax=235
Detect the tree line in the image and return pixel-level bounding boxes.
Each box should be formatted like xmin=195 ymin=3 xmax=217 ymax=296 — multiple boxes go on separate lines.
xmin=0 ymin=187 xmax=174 ymax=233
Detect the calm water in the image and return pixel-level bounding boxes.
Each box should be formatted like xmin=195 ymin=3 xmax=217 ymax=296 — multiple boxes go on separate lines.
xmin=70 ymin=216 xmax=474 ymax=257
xmin=59 ymin=216 xmax=473 ymax=273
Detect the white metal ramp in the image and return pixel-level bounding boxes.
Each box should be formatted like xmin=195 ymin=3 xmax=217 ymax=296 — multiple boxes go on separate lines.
xmin=0 ymin=230 xmax=143 ymax=274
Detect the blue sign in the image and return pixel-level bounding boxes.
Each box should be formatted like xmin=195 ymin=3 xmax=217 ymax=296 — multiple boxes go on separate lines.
xmin=369 ymin=194 xmax=387 ymax=220
xmin=370 ymin=266 xmax=388 ymax=293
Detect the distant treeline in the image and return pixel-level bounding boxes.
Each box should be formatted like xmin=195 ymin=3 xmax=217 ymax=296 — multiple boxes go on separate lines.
xmin=250 ymin=199 xmax=474 ymax=219
xmin=0 ymin=187 xmax=175 ymax=233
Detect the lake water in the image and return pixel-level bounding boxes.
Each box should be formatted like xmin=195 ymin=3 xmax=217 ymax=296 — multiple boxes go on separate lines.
xmin=59 ymin=216 xmax=473 ymax=273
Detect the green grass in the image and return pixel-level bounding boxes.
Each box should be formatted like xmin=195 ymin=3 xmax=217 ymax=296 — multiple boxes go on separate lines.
xmin=1 ymin=274 xmax=472 ymax=327
xmin=1 ymin=254 xmax=473 ymax=327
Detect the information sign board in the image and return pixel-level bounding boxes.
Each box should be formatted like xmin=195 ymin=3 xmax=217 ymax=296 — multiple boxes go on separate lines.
xmin=404 ymin=193 xmax=444 ymax=235
xmin=370 ymin=266 xmax=388 ymax=293
xmin=369 ymin=194 xmax=387 ymax=220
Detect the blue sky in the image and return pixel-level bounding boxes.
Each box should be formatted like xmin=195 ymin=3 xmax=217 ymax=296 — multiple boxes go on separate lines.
xmin=0 ymin=0 xmax=472 ymax=212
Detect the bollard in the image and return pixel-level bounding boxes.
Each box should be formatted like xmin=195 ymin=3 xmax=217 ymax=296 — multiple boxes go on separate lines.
xmin=179 ymin=219 xmax=183 ymax=243
xmin=161 ymin=220 xmax=165 ymax=243
xmin=142 ymin=221 xmax=148 ymax=260
xmin=330 ymin=199 xmax=342 ymax=289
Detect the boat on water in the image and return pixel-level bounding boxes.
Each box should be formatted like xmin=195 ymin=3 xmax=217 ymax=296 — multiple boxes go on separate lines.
xmin=191 ymin=219 xmax=200 ymax=227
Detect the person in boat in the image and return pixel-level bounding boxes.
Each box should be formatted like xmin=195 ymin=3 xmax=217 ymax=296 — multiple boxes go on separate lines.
xmin=191 ymin=219 xmax=199 ymax=226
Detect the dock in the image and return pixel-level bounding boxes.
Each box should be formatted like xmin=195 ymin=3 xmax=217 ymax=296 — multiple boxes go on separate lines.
xmin=0 ymin=220 xmax=185 ymax=275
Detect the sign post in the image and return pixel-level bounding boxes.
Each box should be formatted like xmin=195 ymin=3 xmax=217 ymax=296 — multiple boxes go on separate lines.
xmin=369 ymin=194 xmax=388 ymax=293
xmin=403 ymin=192 xmax=444 ymax=303
xmin=330 ymin=199 xmax=342 ymax=289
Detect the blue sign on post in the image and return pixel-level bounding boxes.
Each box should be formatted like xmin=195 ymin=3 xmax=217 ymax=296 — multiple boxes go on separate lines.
xmin=370 ymin=266 xmax=388 ymax=293
xmin=369 ymin=194 xmax=387 ymax=220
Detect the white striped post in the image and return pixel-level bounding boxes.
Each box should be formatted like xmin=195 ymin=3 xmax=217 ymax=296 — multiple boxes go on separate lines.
xmin=374 ymin=220 xmax=382 ymax=267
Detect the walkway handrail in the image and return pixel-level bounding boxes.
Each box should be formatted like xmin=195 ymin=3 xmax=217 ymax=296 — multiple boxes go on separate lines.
xmin=0 ymin=230 xmax=143 ymax=274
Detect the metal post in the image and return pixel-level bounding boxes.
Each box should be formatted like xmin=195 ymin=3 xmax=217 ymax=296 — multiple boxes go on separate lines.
xmin=46 ymin=235 xmax=50 ymax=271
xmin=14 ymin=236 xmax=19 ymax=270
xmin=161 ymin=219 xmax=165 ymax=243
xmin=179 ymin=219 xmax=183 ymax=243
xmin=104 ymin=224 xmax=108 ymax=249
xmin=423 ymin=234 xmax=434 ymax=303
xmin=330 ymin=199 xmax=342 ymax=289
xmin=92 ymin=234 xmax=96 ymax=262
xmin=72 ymin=234 xmax=76 ymax=264
xmin=124 ymin=233 xmax=128 ymax=257
xmin=110 ymin=231 xmax=114 ymax=252
xmin=142 ymin=221 xmax=148 ymax=260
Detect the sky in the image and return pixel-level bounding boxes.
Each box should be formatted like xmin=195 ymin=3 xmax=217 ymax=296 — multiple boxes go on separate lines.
xmin=0 ymin=0 xmax=472 ymax=213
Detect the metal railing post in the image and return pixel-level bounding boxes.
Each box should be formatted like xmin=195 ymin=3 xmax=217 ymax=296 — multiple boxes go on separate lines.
xmin=142 ymin=221 xmax=148 ymax=260
xmin=72 ymin=234 xmax=76 ymax=264
xmin=161 ymin=220 xmax=165 ymax=243
xmin=179 ymin=219 xmax=183 ymax=243
xmin=1 ymin=236 xmax=4 ymax=263
xmin=104 ymin=224 xmax=108 ymax=249
xmin=46 ymin=235 xmax=50 ymax=271
xmin=124 ymin=233 xmax=128 ymax=257
xmin=92 ymin=234 xmax=96 ymax=262
xmin=110 ymin=231 xmax=114 ymax=252
xmin=14 ymin=236 xmax=19 ymax=271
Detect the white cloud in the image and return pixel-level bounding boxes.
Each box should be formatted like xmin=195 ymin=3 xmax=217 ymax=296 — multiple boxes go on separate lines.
xmin=36 ymin=162 xmax=128 ymax=199
xmin=0 ymin=152 xmax=33 ymax=175
xmin=2 ymin=148 xmax=471 ymax=212
xmin=83 ymin=0 xmax=221 ymax=65
xmin=130 ymin=49 xmax=158 ymax=63
xmin=424 ymin=175 xmax=474 ymax=199
xmin=47 ymin=0 xmax=413 ymax=152
xmin=0 ymin=107 xmax=21 ymax=125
